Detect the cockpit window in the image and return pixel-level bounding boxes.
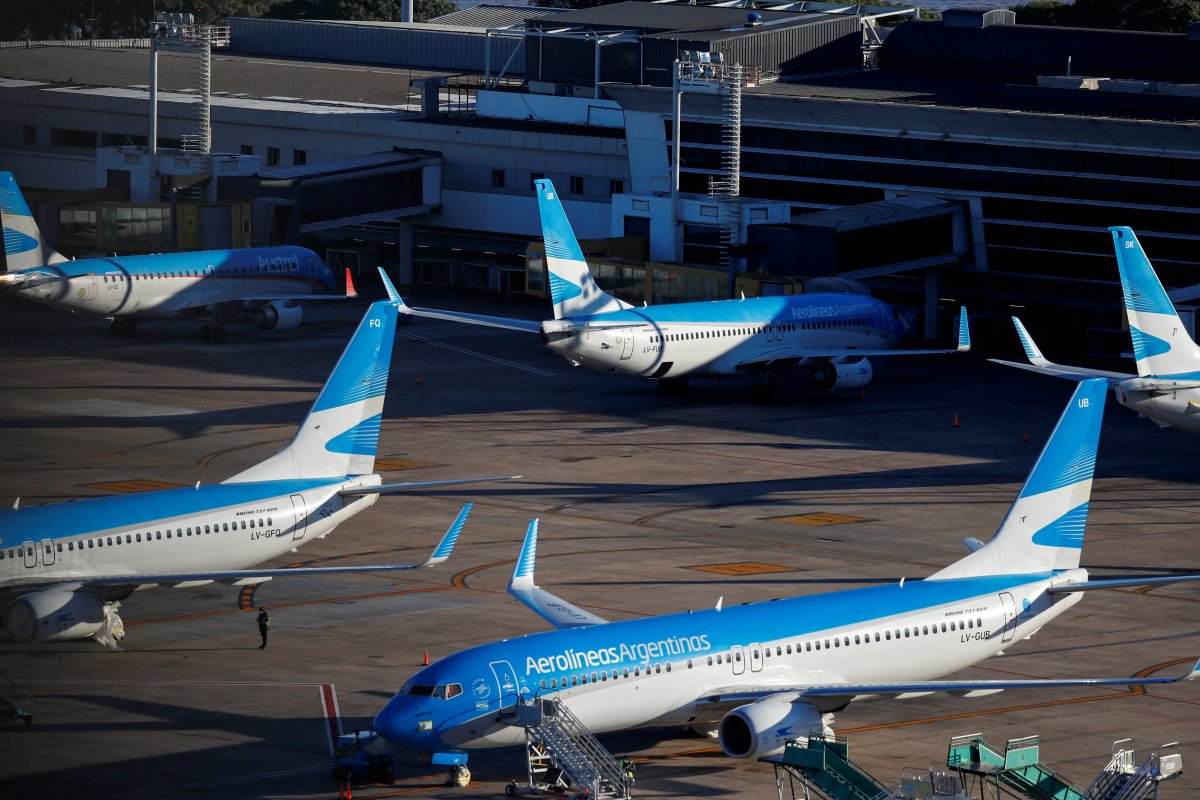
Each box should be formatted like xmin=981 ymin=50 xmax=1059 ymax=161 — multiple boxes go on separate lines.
xmin=401 ymin=682 xmax=435 ymax=696
xmin=433 ymin=684 xmax=462 ymax=700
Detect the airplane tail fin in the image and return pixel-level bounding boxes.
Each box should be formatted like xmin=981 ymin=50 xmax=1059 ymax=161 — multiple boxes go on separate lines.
xmin=534 ymin=178 xmax=631 ymax=320
xmin=930 ymin=378 xmax=1107 ymax=579
xmin=225 ymin=270 xmax=400 ymax=483
xmin=1 ymin=171 xmax=66 ymax=272
xmin=1112 ymin=226 xmax=1200 ymax=378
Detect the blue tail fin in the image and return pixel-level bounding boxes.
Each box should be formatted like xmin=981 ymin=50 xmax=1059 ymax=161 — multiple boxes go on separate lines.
xmin=225 ymin=295 xmax=399 ymax=483
xmin=931 ymin=378 xmax=1107 ymax=578
xmin=1111 ymin=226 xmax=1200 ymax=379
xmin=1 ymin=171 xmax=66 ymax=271
xmin=534 ymin=178 xmax=630 ymax=320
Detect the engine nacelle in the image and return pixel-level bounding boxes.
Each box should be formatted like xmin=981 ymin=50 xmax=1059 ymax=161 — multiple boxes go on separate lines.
xmin=3 ymin=590 xmax=118 ymax=643
xmin=718 ymin=697 xmax=829 ymax=759
xmin=253 ymin=301 xmax=303 ymax=331
xmin=811 ymin=358 xmax=873 ymax=391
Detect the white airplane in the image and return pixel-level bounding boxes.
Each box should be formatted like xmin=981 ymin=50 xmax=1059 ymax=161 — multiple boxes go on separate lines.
xmin=0 ymin=171 xmax=351 ymax=342
xmin=994 ymin=226 xmax=1200 ymax=434
xmin=373 ymin=377 xmax=1198 ymax=766
xmin=394 ymin=179 xmax=969 ymax=398
xmin=0 ymin=269 xmax=514 ymax=648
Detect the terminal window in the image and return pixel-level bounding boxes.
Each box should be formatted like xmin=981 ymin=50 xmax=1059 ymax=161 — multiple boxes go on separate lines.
xmin=570 ymin=175 xmax=584 ymax=194
xmin=293 ymin=149 xmax=307 ymax=166
xmin=267 ymin=147 xmax=281 ymax=166
xmin=491 ymin=168 xmax=505 ymax=188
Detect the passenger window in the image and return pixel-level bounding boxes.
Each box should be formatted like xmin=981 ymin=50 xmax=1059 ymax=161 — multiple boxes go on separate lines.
xmin=107 ymin=537 xmax=114 ymax=546
xmin=707 ymin=656 xmax=713 ymax=665
xmin=551 ymin=679 xmax=557 ymax=689
xmin=591 ymin=672 xmax=598 ymax=683
xmin=223 ymin=523 xmax=229 ymax=531
xmin=571 ymin=676 xmax=579 ymax=686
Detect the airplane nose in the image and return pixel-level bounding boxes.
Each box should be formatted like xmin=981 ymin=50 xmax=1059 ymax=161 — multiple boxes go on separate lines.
xmin=373 ymin=698 xmax=429 ymax=747
xmin=372 ymin=705 xmax=407 ymax=744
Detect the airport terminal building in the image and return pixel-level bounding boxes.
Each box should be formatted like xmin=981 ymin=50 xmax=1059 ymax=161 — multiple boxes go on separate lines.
xmin=2 ymin=1 xmax=1200 ymax=345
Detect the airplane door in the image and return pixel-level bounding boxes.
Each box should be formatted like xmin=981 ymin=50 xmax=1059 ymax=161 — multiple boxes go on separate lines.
xmin=290 ymin=494 xmax=308 ymax=541
xmin=999 ymin=592 xmax=1017 ymax=643
xmin=619 ymin=328 xmax=634 ymax=360
xmin=22 ymin=541 xmax=36 ymax=568
xmin=749 ymin=643 xmax=763 ymax=673
xmin=41 ymin=539 xmax=55 ymax=566
xmin=731 ymin=645 xmax=746 ymax=675
xmin=488 ymin=660 xmax=520 ymax=712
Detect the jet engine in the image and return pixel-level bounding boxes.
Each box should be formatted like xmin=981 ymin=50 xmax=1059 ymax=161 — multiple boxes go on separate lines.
xmin=3 ymin=590 xmax=122 ymax=644
xmin=718 ymin=696 xmax=830 ymax=759
xmin=252 ymin=301 xmax=303 ymax=331
xmin=812 ymin=358 xmax=873 ymax=391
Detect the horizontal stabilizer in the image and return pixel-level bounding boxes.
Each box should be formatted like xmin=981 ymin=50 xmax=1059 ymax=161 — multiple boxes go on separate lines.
xmin=1048 ymin=574 xmax=1200 ymax=593
xmin=507 ymin=519 xmax=607 ymax=629
xmin=340 ymin=475 xmax=520 ymax=496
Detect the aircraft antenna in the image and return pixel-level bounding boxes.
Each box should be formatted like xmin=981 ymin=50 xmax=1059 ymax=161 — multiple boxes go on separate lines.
xmin=12 ymin=497 xmax=18 ymax=510
xmin=715 ymin=596 xmax=723 ymax=612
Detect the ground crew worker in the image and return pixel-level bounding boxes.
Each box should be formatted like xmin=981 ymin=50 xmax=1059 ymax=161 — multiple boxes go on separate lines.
xmin=622 ymin=758 xmax=635 ymax=784
xmin=257 ymin=606 xmax=271 ymax=649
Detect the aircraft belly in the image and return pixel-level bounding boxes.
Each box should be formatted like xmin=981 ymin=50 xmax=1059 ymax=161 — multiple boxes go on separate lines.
xmin=1131 ymin=396 xmax=1200 ymax=432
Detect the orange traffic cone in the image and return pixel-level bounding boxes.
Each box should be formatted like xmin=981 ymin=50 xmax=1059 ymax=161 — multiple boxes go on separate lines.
xmin=345 ymin=779 xmax=352 ymax=800
xmin=422 ymin=648 xmax=430 ymax=666
xmin=416 ymin=372 xmax=423 ymax=385
xmin=953 ymin=413 xmax=959 ymax=428
xmin=1023 ymin=428 xmax=1030 ymax=442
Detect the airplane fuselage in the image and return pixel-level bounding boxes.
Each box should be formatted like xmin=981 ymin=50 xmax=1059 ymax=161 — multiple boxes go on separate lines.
xmin=374 ymin=570 xmax=1083 ymax=752
xmin=542 ymin=293 xmax=904 ymax=380
xmin=1115 ymin=380 xmax=1200 ymax=433
xmin=0 ymin=475 xmax=380 ymax=597
xmin=4 ymin=246 xmax=334 ymax=320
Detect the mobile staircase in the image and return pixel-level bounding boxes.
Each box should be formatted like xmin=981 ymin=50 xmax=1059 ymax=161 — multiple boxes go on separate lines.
xmin=1079 ymin=739 xmax=1182 ymax=800
xmin=0 ymin=672 xmax=32 ymax=726
xmin=766 ymin=733 xmax=1182 ymax=800
xmin=509 ymin=698 xmax=631 ymax=800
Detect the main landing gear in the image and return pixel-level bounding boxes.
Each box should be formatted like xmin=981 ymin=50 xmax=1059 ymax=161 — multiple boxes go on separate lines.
xmin=750 ymin=375 xmax=783 ymax=403
xmin=656 ymin=378 xmax=689 ymax=397
xmin=108 ymin=318 xmax=137 ymax=338
xmin=199 ymin=325 xmax=228 ymax=344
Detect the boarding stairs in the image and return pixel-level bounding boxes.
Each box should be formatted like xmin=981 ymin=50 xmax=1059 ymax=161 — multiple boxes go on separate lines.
xmin=767 ymin=733 xmax=1182 ymax=800
xmin=1079 ymin=740 xmax=1182 ymax=800
xmin=0 ymin=672 xmax=32 ymax=725
xmin=512 ymin=698 xmax=631 ymax=800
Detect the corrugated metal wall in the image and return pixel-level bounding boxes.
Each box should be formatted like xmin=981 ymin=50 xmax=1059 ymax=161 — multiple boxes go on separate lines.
xmin=228 ymin=18 xmax=521 ymax=73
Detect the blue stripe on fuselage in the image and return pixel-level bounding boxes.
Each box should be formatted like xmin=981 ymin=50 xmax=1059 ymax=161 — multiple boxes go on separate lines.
xmin=414 ymin=572 xmax=1051 ymax=685
xmin=571 ymin=293 xmax=897 ymax=331
xmin=7 ymin=246 xmax=335 ymax=290
xmin=0 ymin=478 xmax=344 ymax=545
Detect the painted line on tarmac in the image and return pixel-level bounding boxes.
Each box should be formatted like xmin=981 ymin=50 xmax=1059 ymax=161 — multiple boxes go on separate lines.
xmin=321 ymin=682 xmax=343 ymax=756
xmin=398 ymin=331 xmax=556 ymax=376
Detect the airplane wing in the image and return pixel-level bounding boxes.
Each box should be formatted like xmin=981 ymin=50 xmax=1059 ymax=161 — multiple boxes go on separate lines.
xmin=340 ymin=475 xmax=521 ymax=497
xmin=393 ymin=296 xmax=542 ymax=334
xmin=990 ymin=316 xmax=1132 ymax=382
xmin=702 ymin=657 xmax=1200 ymax=707
xmin=506 ymin=519 xmax=608 ymax=629
xmin=734 ymin=305 xmax=971 ymax=367
xmin=3 ymin=504 xmax=471 ymax=594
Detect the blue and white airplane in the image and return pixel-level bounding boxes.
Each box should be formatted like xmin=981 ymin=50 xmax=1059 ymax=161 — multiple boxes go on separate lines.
xmin=994 ymin=227 xmax=1200 ymax=434
xmin=394 ymin=179 xmax=969 ymax=397
xmin=0 ymin=270 xmax=513 ymax=648
xmin=374 ymin=378 xmax=1198 ymax=763
xmin=0 ymin=171 xmax=350 ymax=342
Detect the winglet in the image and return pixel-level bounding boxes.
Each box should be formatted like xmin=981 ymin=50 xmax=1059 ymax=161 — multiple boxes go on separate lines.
xmin=509 ymin=519 xmax=539 ymax=591
xmin=345 ymin=268 xmax=358 ymax=299
xmin=1012 ymin=317 xmax=1049 ymax=366
xmin=376 ymin=266 xmax=405 ymax=307
xmin=957 ymin=307 xmax=971 ymax=352
xmin=416 ymin=503 xmax=471 ymax=568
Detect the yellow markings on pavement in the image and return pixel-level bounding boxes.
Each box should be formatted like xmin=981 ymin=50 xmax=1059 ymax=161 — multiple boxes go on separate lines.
xmin=374 ymin=458 xmax=437 ymax=472
xmin=771 ymin=512 xmax=870 ymax=526
xmin=84 ymin=479 xmax=187 ymax=493
xmin=688 ymin=562 xmax=797 ymax=576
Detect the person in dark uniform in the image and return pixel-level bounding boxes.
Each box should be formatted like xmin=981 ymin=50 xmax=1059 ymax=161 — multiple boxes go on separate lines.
xmin=257 ymin=606 xmax=271 ymax=649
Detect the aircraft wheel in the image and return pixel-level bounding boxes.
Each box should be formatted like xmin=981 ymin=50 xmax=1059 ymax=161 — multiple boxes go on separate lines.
xmin=505 ymin=782 xmax=516 ymax=796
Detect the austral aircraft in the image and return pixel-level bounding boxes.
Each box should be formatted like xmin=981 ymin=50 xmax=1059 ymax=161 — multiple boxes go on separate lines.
xmin=0 ymin=270 xmax=514 ymax=648
xmin=995 ymin=227 xmax=1200 ymax=434
xmin=374 ymin=378 xmax=1198 ymax=764
xmin=0 ymin=171 xmax=350 ymax=342
xmin=393 ymin=178 xmax=970 ymax=398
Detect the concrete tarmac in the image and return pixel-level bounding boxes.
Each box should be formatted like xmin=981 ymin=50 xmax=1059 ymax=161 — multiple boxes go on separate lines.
xmin=0 ymin=287 xmax=1197 ymax=799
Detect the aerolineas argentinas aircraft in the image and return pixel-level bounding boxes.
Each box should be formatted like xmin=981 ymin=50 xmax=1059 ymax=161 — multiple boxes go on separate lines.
xmin=374 ymin=378 xmax=1198 ymax=763
xmin=393 ymin=179 xmax=969 ymax=398
xmin=994 ymin=226 xmax=1200 ymax=434
xmin=0 ymin=171 xmax=350 ymax=342
xmin=0 ymin=270 xmax=514 ymax=648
